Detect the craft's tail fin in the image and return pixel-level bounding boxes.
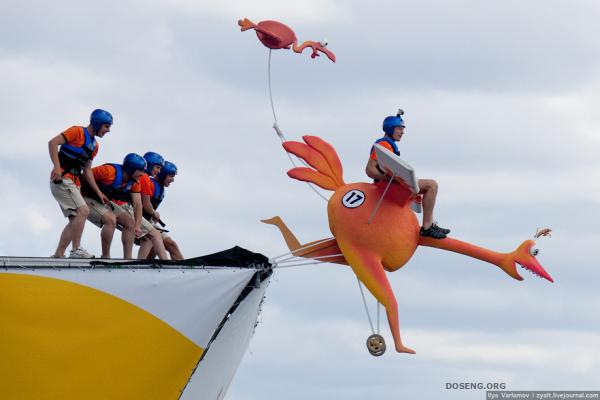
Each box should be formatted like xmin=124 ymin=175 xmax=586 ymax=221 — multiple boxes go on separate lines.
xmin=238 ymin=18 xmax=255 ymax=31
xmin=262 ymin=216 xmax=348 ymax=265
xmin=282 ymin=135 xmax=345 ymax=191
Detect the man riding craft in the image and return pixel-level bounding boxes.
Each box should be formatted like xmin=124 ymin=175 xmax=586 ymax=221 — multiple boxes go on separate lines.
xmin=365 ymin=110 xmax=450 ymax=239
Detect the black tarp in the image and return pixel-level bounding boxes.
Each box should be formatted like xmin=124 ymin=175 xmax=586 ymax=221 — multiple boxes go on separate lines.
xmin=90 ymin=246 xmax=271 ymax=268
xmin=183 ymin=246 xmax=270 ymax=267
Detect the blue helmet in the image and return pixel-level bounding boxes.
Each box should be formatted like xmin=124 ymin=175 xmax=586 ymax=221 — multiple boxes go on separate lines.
xmin=123 ymin=153 xmax=146 ymax=176
xmin=382 ymin=115 xmax=405 ymax=136
xmin=158 ymin=161 xmax=178 ymax=181
xmin=90 ymin=109 xmax=113 ymax=132
xmin=143 ymin=152 xmax=165 ymax=174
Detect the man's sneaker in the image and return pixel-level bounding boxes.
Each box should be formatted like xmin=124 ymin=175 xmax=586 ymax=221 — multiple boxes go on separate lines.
xmin=69 ymin=247 xmax=95 ymax=259
xmin=420 ymin=225 xmax=447 ymax=239
xmin=432 ymin=222 xmax=451 ymax=235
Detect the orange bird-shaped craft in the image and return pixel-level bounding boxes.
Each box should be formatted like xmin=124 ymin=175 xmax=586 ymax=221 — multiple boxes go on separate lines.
xmin=264 ymin=136 xmax=553 ymax=355
xmin=238 ymin=18 xmax=336 ymax=62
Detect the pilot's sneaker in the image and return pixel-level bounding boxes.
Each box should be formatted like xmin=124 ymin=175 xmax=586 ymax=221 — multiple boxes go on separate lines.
xmin=69 ymin=247 xmax=95 ymax=259
xmin=432 ymin=222 xmax=451 ymax=235
xmin=420 ymin=225 xmax=447 ymax=239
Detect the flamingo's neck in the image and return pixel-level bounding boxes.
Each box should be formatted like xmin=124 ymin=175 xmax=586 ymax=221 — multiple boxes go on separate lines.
xmin=292 ymin=40 xmax=314 ymax=54
xmin=419 ymin=237 xmax=506 ymax=266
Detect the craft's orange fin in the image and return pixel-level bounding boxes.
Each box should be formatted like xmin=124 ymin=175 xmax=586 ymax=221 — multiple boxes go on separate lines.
xmin=262 ymin=216 xmax=348 ymax=265
xmin=282 ymin=136 xmax=345 ymax=190
xmin=261 ymin=216 xmax=301 ymax=250
xmin=302 ymin=136 xmax=344 ymax=185
xmin=287 ymin=167 xmax=338 ymax=191
xmin=282 ymin=140 xmax=342 ymax=186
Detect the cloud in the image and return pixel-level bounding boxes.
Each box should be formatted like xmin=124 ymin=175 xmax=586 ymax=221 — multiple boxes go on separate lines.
xmin=1 ymin=1 xmax=600 ymax=398
xmin=24 ymin=205 xmax=52 ymax=234
xmin=435 ymin=168 xmax=600 ymax=206
xmin=233 ymin=304 xmax=600 ymax=399
xmin=168 ymin=0 xmax=352 ymax=23
xmin=0 ymin=56 xmax=116 ymax=158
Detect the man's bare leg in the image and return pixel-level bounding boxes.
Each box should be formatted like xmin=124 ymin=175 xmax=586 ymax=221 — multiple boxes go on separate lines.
xmin=417 ymin=178 xmax=449 ymax=239
xmin=54 ymin=217 xmax=74 ymax=257
xmin=100 ymin=212 xmax=117 ymax=258
xmin=146 ymin=248 xmax=157 ymax=260
xmin=117 ymin=213 xmax=135 ymax=259
xmin=147 ymin=229 xmax=168 ymax=260
xmin=164 ymin=236 xmax=183 ymax=260
xmin=137 ymin=237 xmax=153 ymax=259
xmin=418 ymin=179 xmax=438 ymax=229
xmin=70 ymin=205 xmax=89 ymax=251
xmin=53 ymin=205 xmax=89 ymax=256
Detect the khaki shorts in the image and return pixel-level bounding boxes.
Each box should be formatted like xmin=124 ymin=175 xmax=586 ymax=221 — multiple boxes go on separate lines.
xmin=134 ymin=222 xmax=169 ymax=246
xmin=84 ymin=197 xmax=115 ymax=228
xmin=113 ymin=204 xmax=155 ymax=237
xmin=85 ymin=199 xmax=154 ymax=238
xmin=50 ymin=179 xmax=87 ymax=218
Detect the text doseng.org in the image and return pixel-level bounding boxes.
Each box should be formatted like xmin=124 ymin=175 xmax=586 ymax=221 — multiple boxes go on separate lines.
xmin=446 ymin=382 xmax=507 ymax=390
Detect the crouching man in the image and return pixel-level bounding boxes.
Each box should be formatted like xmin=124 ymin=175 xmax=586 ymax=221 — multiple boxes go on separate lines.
xmin=82 ymin=153 xmax=168 ymax=259
xmin=138 ymin=159 xmax=183 ymax=260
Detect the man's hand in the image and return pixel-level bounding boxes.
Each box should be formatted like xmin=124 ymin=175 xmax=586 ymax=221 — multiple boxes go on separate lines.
xmin=152 ymin=211 xmax=161 ymax=222
xmin=382 ymin=166 xmax=395 ymax=179
xmin=50 ymin=166 xmax=63 ymax=183
xmin=48 ymin=135 xmax=66 ymax=182
xmin=135 ymin=226 xmax=143 ymax=238
xmin=98 ymin=192 xmax=110 ymax=205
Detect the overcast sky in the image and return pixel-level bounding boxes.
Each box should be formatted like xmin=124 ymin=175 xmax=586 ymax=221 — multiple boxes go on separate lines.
xmin=1 ymin=0 xmax=599 ymax=399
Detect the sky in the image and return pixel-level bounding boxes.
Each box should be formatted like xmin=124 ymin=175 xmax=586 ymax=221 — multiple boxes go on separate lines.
xmin=1 ymin=0 xmax=599 ymax=399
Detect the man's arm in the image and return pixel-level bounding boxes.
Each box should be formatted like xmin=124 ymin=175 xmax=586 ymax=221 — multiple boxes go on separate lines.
xmin=366 ymin=158 xmax=387 ymax=181
xmin=48 ymin=134 xmax=66 ymax=182
xmin=81 ymin=161 xmax=109 ymax=204
xmin=131 ymin=192 xmax=143 ymax=238
xmin=141 ymin=194 xmax=159 ymax=221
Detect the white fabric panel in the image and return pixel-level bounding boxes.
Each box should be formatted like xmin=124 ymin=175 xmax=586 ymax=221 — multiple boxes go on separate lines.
xmin=374 ymin=143 xmax=420 ymax=193
xmin=2 ymin=268 xmax=255 ymax=348
xmin=181 ymin=278 xmax=271 ymax=400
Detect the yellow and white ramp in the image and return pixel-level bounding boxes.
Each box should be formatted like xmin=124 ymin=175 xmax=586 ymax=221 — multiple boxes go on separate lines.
xmin=0 ymin=248 xmax=271 ymax=400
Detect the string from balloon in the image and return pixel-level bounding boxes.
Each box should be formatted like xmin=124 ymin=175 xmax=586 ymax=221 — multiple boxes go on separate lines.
xmin=267 ymin=49 xmax=329 ymax=202
xmin=268 ymin=49 xmax=278 ymax=124
xmin=268 ymin=48 xmax=380 ymax=333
